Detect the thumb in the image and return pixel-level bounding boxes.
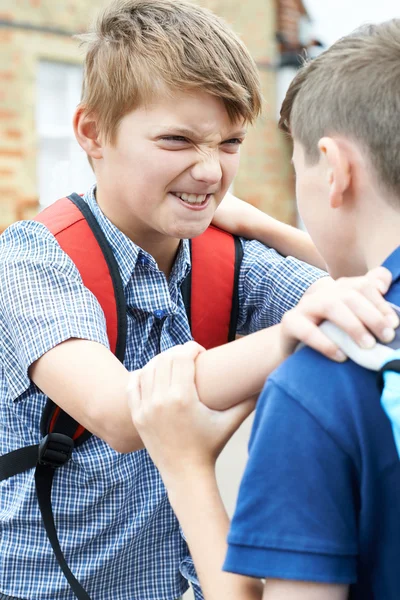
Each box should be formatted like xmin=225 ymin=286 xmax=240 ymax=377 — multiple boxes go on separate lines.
xmin=217 ymin=397 xmax=257 ymax=444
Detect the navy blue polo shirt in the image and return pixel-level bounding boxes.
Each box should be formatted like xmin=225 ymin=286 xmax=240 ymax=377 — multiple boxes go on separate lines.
xmin=224 ymin=247 xmax=400 ymax=599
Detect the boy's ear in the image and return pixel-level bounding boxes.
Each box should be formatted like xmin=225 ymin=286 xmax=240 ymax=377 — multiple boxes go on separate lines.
xmin=73 ymin=106 xmax=103 ymax=160
xmin=318 ymin=137 xmax=351 ymax=209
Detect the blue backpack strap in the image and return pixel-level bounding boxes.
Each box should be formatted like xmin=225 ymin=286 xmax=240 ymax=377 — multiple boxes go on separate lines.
xmin=377 ymin=357 xmax=400 ymax=457
xmin=319 ymin=308 xmax=400 ymax=458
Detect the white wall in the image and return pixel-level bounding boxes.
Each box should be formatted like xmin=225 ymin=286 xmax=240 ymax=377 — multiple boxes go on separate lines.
xmin=304 ymin=0 xmax=400 ymax=46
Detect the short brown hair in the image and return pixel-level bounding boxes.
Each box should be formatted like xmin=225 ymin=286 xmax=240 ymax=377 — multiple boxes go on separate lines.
xmin=77 ymin=0 xmax=262 ymax=144
xmin=279 ymin=19 xmax=400 ymax=198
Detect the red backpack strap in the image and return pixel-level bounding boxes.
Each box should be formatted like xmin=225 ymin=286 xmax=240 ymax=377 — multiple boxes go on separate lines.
xmin=184 ymin=225 xmax=243 ymax=350
xmin=35 ymin=193 xmax=126 ymax=361
xmin=33 ymin=193 xmax=126 ymax=447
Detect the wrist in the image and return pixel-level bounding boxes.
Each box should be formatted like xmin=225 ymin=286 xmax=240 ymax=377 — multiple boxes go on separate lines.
xmin=163 ymin=462 xmax=217 ymax=503
xmin=243 ymin=210 xmax=273 ymax=243
xmin=305 ymin=274 xmax=333 ymax=295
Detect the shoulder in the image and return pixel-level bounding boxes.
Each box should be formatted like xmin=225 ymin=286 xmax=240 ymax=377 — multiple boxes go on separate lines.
xmin=239 ymin=237 xmax=325 ymax=291
xmin=0 ymin=220 xmax=110 ymax=400
xmin=239 ymin=237 xmax=323 ymax=274
xmin=236 ymin=238 xmax=326 ymax=331
xmin=0 ymin=219 xmax=84 ymax=280
xmin=263 ymin=346 xmax=386 ymax=464
xmin=271 ymin=345 xmax=375 ymax=409
xmin=1 ymin=219 xmax=65 ymax=262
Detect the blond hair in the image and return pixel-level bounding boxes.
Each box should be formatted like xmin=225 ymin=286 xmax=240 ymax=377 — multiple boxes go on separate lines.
xmin=280 ymin=19 xmax=400 ymax=198
xmin=77 ymin=0 xmax=262 ymax=144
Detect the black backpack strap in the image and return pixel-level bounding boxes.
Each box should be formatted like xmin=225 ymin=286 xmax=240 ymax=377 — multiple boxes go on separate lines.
xmin=228 ymin=235 xmax=243 ymax=342
xmin=0 ymin=433 xmax=90 ymax=598
xmin=67 ymin=193 xmax=127 ymax=363
xmin=0 ymin=445 xmax=38 ymax=480
xmin=377 ymin=359 xmax=400 ymax=391
xmin=0 ymin=193 xmax=128 ymax=599
xmin=181 ymin=250 xmax=192 ymax=329
xmin=35 ymin=436 xmax=91 ymax=600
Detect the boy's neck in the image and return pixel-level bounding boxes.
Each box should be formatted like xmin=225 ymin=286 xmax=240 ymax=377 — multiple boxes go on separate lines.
xmin=94 ymin=187 xmax=181 ymax=277
xmin=357 ymin=196 xmax=400 ymax=273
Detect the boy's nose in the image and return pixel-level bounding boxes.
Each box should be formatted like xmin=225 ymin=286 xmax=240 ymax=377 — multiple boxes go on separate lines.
xmin=191 ymin=155 xmax=222 ymax=186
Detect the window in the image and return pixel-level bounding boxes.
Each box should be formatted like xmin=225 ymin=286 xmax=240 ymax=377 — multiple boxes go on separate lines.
xmin=36 ymin=61 xmax=95 ymax=208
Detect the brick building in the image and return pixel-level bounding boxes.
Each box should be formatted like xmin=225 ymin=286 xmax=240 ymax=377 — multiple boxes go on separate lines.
xmin=0 ymin=0 xmax=311 ymax=231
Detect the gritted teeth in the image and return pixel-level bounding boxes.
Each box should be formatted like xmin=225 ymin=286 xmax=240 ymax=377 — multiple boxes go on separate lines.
xmin=173 ymin=192 xmax=209 ymax=204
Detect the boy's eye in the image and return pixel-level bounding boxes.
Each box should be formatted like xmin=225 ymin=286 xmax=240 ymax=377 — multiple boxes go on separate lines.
xmin=160 ymin=135 xmax=189 ymax=143
xmin=224 ymin=138 xmax=243 ymax=145
xmin=222 ymin=138 xmax=244 ymax=152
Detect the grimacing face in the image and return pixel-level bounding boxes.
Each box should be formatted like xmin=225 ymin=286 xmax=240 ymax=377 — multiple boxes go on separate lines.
xmin=95 ymin=89 xmax=246 ymax=243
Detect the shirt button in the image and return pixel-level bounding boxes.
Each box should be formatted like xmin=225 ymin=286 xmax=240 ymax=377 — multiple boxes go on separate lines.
xmin=138 ymin=255 xmax=148 ymax=266
xmin=154 ymin=309 xmax=166 ymax=319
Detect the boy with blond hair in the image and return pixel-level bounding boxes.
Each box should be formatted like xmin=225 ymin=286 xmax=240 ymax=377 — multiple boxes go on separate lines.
xmin=0 ymin=2 xmax=397 ymax=599
xmin=128 ymin=19 xmax=400 ymax=600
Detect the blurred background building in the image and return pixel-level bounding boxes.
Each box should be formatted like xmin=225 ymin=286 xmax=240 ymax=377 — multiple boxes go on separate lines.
xmin=0 ymin=0 xmax=315 ymax=232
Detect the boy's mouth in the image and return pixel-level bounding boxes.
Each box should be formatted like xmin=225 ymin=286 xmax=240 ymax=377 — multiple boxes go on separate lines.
xmin=171 ymin=192 xmax=211 ymax=207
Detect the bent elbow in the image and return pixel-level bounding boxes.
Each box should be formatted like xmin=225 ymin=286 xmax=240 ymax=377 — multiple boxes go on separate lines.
xmin=87 ymin=412 xmax=143 ymax=454
xmin=105 ymin=434 xmax=143 ymax=454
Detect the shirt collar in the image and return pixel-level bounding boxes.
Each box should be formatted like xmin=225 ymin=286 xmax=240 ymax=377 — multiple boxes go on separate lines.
xmin=82 ymin=185 xmax=191 ymax=288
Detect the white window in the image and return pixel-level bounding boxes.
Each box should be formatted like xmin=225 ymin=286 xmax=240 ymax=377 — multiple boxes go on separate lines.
xmin=36 ymin=61 xmax=95 ymax=208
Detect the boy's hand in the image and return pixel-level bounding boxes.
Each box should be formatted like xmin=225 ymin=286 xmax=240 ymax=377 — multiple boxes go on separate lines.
xmin=127 ymin=342 xmax=255 ymax=481
xmin=281 ymin=267 xmax=399 ymax=361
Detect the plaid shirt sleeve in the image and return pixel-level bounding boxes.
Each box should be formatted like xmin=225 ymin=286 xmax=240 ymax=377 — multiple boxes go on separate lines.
xmin=0 ymin=220 xmax=109 ymax=401
xmin=237 ymin=239 xmax=328 ymax=335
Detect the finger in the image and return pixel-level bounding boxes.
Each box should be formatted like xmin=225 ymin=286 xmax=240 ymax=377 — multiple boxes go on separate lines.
xmin=152 ymin=352 xmax=174 ymax=404
xmin=365 ymin=266 xmax=392 ymax=294
xmin=170 ymin=348 xmax=200 ymax=403
xmin=127 ymin=371 xmax=142 ymax=416
xmin=182 ymin=341 xmax=206 ymax=357
xmin=140 ymin=357 xmax=159 ymax=401
xmin=343 ymin=291 xmax=396 ymax=343
xmin=321 ymin=298 xmax=379 ymax=349
xmin=219 ymin=397 xmax=257 ymax=438
xmin=351 ymin=272 xmax=399 ymax=328
xmin=354 ymin=283 xmax=398 ymax=320
xmin=169 ymin=342 xmax=204 ymax=388
xmin=285 ymin=311 xmax=347 ymax=362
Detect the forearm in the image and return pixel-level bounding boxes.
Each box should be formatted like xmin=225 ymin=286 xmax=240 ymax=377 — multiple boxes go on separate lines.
xmin=166 ymin=468 xmax=262 ymax=600
xmin=213 ymin=194 xmax=326 ymax=269
xmin=248 ymin=213 xmax=326 ymax=270
xmin=193 ymin=277 xmax=330 ymax=411
xmin=195 ymin=325 xmax=285 ymax=410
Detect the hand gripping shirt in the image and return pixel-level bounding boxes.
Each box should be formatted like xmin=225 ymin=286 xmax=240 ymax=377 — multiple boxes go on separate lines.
xmin=0 ymin=186 xmax=324 ymax=600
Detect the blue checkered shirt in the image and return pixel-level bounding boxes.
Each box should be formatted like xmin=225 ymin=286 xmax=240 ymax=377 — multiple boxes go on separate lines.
xmin=0 ymin=186 xmax=324 ymax=600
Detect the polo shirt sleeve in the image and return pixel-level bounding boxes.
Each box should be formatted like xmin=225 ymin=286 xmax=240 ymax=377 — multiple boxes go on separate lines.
xmin=223 ymin=377 xmax=358 ymax=583
xmin=237 ymin=239 xmax=327 ymax=334
xmin=0 ymin=220 xmax=110 ymax=401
